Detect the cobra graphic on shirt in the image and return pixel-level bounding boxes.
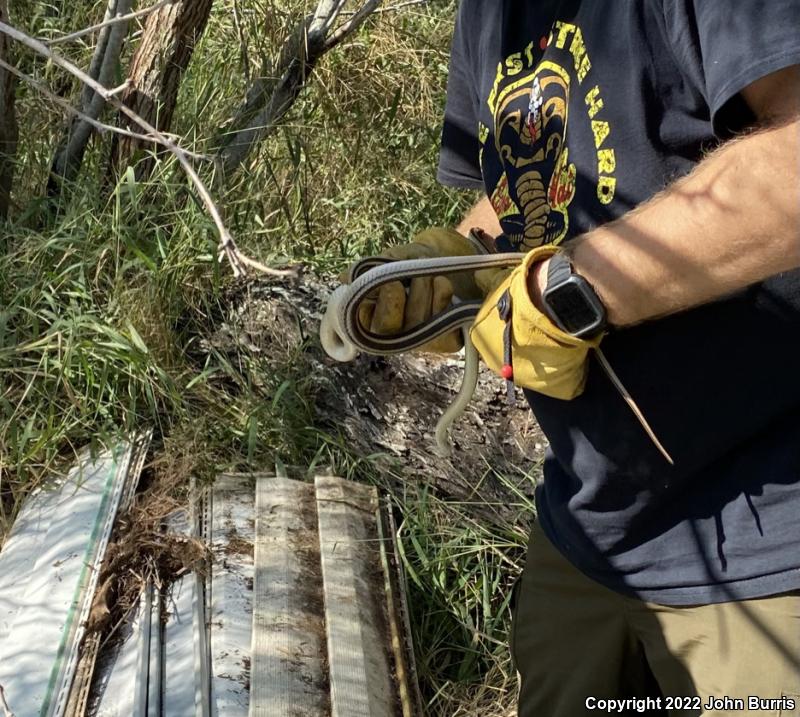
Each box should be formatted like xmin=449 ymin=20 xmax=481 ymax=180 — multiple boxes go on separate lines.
xmin=479 ymin=21 xmax=618 ymax=250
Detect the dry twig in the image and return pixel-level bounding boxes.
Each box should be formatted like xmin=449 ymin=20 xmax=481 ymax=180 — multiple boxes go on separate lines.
xmin=0 ymin=59 xmax=208 ymax=163
xmin=0 ymin=20 xmax=296 ymax=279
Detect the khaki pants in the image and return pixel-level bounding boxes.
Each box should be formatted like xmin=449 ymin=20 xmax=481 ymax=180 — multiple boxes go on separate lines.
xmin=512 ymin=521 xmax=800 ymax=716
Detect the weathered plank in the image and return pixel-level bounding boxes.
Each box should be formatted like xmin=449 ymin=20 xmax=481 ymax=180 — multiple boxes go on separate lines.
xmin=209 ymin=475 xmax=254 ymax=715
xmin=249 ymin=477 xmax=328 ymax=717
xmin=315 ymin=475 xmax=397 ymax=717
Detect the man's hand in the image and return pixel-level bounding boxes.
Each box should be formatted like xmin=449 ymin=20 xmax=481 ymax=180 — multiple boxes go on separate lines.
xmin=471 ymin=245 xmax=603 ymax=400
xmin=348 ymin=227 xmax=492 ymax=354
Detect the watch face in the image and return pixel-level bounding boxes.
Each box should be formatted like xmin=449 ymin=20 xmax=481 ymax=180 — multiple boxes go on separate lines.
xmin=545 ymin=280 xmax=604 ymax=336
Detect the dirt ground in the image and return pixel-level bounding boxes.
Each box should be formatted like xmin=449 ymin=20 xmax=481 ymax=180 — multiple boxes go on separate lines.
xmin=203 ymin=273 xmax=548 ymax=525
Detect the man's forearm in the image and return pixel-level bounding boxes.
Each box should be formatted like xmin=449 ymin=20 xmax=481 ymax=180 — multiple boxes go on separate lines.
xmin=562 ymin=118 xmax=800 ymax=327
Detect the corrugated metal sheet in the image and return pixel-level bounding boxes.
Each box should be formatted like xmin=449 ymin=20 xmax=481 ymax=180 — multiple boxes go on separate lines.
xmin=0 ymin=484 xmax=63 ymax=642
xmin=162 ymin=574 xmax=201 ymax=716
xmin=0 ymin=440 xmax=144 ymax=717
xmin=145 ymin=582 xmax=162 ymax=717
xmin=249 ymin=478 xmax=327 ymax=717
xmin=2 ymin=462 xmax=421 ymax=717
xmin=94 ymin=589 xmax=149 ymax=717
xmin=209 ymin=475 xmax=254 ymax=716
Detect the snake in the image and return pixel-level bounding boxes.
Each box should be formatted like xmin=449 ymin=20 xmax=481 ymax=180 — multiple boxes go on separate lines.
xmin=320 ymin=253 xmax=674 ymax=464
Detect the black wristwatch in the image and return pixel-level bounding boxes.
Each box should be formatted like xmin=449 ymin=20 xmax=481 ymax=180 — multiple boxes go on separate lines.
xmin=541 ymin=253 xmax=607 ymax=338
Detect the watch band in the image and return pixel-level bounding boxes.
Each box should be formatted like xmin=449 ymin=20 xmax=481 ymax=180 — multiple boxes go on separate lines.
xmin=546 ymin=251 xmax=572 ymax=287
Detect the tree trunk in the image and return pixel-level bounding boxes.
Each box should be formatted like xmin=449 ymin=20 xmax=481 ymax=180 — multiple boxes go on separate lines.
xmin=110 ymin=0 xmax=213 ymax=181
xmin=0 ymin=0 xmax=18 ymax=221
xmin=215 ymin=0 xmax=382 ymax=178
xmin=48 ymin=0 xmax=133 ymax=198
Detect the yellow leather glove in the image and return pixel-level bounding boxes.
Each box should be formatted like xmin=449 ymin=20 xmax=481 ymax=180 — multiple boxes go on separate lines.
xmin=469 ymin=245 xmax=604 ymax=400
xmin=348 ymin=227 xmax=500 ymax=354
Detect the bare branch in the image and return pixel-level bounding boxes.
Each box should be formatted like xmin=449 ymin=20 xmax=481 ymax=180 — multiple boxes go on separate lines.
xmin=0 ymin=20 xmax=296 ymax=279
xmin=108 ymin=79 xmax=131 ymax=96
xmin=325 ymin=0 xmax=382 ymax=51
xmin=215 ymin=17 xmax=312 ymax=158
xmin=82 ymin=0 xmax=117 ymax=108
xmin=309 ymin=0 xmax=349 ymax=37
xmin=47 ymin=0 xmax=172 ymax=46
xmin=216 ymin=0 xmax=384 ymax=175
xmin=0 ymin=59 xmax=209 ymax=163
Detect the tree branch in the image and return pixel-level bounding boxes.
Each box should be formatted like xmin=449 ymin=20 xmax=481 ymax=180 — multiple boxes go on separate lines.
xmin=82 ymin=0 xmax=117 ymax=109
xmin=309 ymin=0 xmax=348 ymax=38
xmin=0 ymin=59 xmax=209 ymax=163
xmin=47 ymin=0 xmax=172 ymax=46
xmin=215 ymin=0 xmax=384 ymax=176
xmin=0 ymin=20 xmax=296 ymax=279
xmin=325 ymin=0 xmax=382 ymax=51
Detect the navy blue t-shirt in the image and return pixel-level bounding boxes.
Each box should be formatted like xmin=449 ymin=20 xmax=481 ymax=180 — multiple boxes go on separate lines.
xmin=438 ymin=0 xmax=800 ymax=605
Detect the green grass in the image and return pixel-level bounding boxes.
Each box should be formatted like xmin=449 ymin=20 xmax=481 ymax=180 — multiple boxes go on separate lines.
xmin=396 ymin=483 xmax=529 ymax=715
xmin=0 ymin=2 xmax=532 ymax=713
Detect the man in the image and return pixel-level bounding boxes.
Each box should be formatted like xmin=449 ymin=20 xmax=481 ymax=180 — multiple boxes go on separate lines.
xmin=370 ymin=1 xmax=800 ymax=714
